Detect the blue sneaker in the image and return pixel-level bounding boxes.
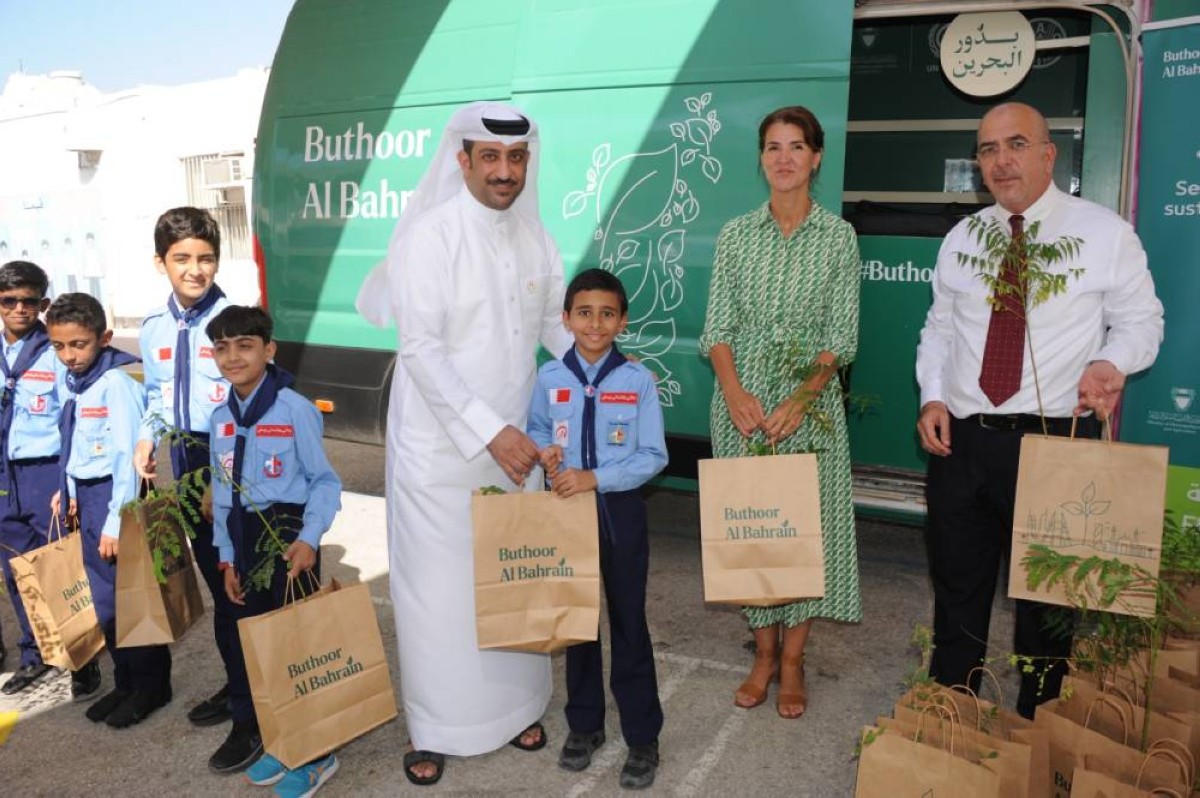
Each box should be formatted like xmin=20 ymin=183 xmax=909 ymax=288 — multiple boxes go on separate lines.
xmin=273 ymin=754 xmax=339 ymax=798
xmin=245 ymin=753 xmax=288 ymax=786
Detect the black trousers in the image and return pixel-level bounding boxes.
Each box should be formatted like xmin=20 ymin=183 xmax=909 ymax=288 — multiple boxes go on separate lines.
xmin=77 ymin=477 xmax=172 ymax=692
xmin=222 ymin=503 xmax=317 ymax=725
xmin=174 ymin=434 xmax=238 ymax=686
xmin=925 ymin=413 xmax=1099 ymax=718
xmin=0 ymin=457 xmax=58 ymax=668
xmin=565 ymin=490 xmax=663 ymax=747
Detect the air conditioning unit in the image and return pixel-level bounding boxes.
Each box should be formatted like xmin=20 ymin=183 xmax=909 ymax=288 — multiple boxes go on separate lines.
xmin=216 ymin=185 xmax=247 ymax=206
xmin=201 ymin=155 xmax=245 ymax=188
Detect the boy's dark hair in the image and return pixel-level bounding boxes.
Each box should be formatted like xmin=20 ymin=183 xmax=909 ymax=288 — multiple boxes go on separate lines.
xmin=206 ymin=305 xmax=274 ymax=344
xmin=154 ymin=206 xmax=222 ymax=260
xmin=0 ymin=260 xmax=50 ymax=296
xmin=564 ymin=268 xmax=628 ymax=315
xmin=45 ymin=293 xmax=107 ymax=337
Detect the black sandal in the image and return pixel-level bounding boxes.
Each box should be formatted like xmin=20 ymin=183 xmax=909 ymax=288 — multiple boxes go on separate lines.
xmin=403 ymin=750 xmax=445 ymax=786
xmin=510 ymin=721 xmax=547 ymax=751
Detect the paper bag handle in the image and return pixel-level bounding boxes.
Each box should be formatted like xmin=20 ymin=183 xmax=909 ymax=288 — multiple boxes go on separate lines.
xmin=1082 ymin=694 xmax=1130 ymax=745
xmin=46 ymin=512 xmax=65 ymax=542
xmin=935 ymin=684 xmax=984 ymax=733
xmin=1144 ymin=739 xmax=1195 ymax=789
xmin=926 ymin=691 xmax=970 ymax=730
xmin=914 ymin=703 xmax=962 ymax=755
xmin=1091 ymin=681 xmax=1138 ymax=735
xmin=283 ymin=570 xmax=322 ymax=604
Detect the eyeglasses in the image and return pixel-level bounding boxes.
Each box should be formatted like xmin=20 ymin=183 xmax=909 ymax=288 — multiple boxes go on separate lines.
xmin=976 ymin=139 xmax=1048 ymax=162
xmin=0 ymin=296 xmax=43 ymax=310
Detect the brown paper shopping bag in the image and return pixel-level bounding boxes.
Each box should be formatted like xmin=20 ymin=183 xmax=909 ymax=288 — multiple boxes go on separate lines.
xmin=1071 ymin=748 xmax=1192 ymax=798
xmin=1057 ymin=677 xmax=1198 ymax=763
xmin=238 ymin=579 xmax=398 ymax=769
xmin=9 ymin=521 xmax=104 ymax=670
xmin=115 ymin=493 xmax=205 ymax=647
xmin=1008 ymin=434 xmax=1169 ymax=617
xmin=698 ymin=454 xmax=824 ymax=605
xmin=471 ymin=489 xmax=600 ymax=653
xmin=1034 ymin=701 xmax=1183 ymax=797
xmin=896 ymin=682 xmax=1051 ymax=798
xmin=854 ymin=725 xmax=1002 ymax=797
xmin=877 ymin=712 xmax=1033 ymax=798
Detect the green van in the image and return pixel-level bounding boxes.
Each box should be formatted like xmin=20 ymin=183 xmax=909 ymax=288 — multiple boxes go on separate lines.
xmin=254 ymin=0 xmax=1137 ymax=514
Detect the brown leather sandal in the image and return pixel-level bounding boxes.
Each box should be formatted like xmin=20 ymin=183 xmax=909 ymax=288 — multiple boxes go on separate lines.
xmin=734 ymin=654 xmax=779 ymax=708
xmin=777 ymin=656 xmax=807 ymax=719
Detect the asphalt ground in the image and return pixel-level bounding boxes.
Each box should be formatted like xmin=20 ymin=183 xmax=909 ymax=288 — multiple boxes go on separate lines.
xmin=0 ymin=469 xmax=1024 ymax=797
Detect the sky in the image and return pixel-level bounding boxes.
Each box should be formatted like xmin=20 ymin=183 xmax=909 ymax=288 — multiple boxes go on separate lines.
xmin=0 ymin=0 xmax=296 ymax=92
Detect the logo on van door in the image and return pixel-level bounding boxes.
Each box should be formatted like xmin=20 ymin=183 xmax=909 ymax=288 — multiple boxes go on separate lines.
xmin=860 ymin=260 xmax=934 ymax=283
xmin=560 ymin=94 xmax=725 ymax=408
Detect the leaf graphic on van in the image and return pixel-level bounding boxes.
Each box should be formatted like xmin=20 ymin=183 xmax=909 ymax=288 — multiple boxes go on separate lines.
xmin=596 ymin=144 xmax=679 ymax=238
xmin=633 ymin=319 xmax=676 ymax=358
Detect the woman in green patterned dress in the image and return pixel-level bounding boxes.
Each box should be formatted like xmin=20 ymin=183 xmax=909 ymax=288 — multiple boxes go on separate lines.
xmin=699 ymin=106 xmax=861 ymax=720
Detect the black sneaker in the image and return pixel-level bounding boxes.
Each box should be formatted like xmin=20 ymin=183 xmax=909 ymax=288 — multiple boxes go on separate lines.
xmin=208 ymin=720 xmax=263 ymax=773
xmin=187 ymin=683 xmax=232 ymax=727
xmin=1 ymin=662 xmax=54 ymax=695
xmin=105 ymin=687 xmax=172 ymax=729
xmin=71 ymin=661 xmax=102 ymax=702
xmin=619 ymin=742 xmax=659 ymax=790
xmin=558 ymin=729 xmax=606 ymax=772
xmin=86 ymin=689 xmax=131 ymax=723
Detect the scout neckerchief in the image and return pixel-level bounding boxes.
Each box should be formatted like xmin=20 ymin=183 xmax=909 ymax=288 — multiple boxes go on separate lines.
xmin=0 ymin=322 xmax=51 ymax=478
xmin=167 ymin=284 xmax=226 ymax=476
xmin=561 ymin=345 xmax=627 ymax=471
xmin=57 ymin=347 xmax=139 ymax=521
xmin=225 ymin=363 xmax=294 ymax=574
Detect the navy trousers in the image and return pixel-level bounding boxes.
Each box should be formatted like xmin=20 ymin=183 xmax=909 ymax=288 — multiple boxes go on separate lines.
xmin=0 ymin=458 xmax=58 ymax=668
xmin=925 ymin=413 xmax=1100 ymax=718
xmin=76 ymin=477 xmax=171 ymax=692
xmin=174 ymin=434 xmax=237 ymax=684
xmin=223 ymin=503 xmax=318 ymax=725
xmin=565 ymin=490 xmax=663 ymax=746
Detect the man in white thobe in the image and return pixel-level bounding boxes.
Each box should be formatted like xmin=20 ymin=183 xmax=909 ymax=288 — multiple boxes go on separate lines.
xmin=357 ymin=102 xmax=573 ymax=784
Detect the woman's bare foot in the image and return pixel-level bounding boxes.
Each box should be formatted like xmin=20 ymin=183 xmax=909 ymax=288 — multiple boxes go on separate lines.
xmin=734 ymin=654 xmax=779 ymax=708
xmin=777 ymin=657 xmax=806 ymax=719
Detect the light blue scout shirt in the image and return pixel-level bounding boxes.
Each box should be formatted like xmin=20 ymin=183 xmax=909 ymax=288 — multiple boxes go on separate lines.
xmin=527 ymin=349 xmax=668 ymax=492
xmin=209 ymin=380 xmax=342 ymax=565
xmin=138 ymin=295 xmax=230 ymax=442
xmin=64 ymin=370 xmax=146 ymax=540
xmin=3 ymin=336 xmax=66 ymax=459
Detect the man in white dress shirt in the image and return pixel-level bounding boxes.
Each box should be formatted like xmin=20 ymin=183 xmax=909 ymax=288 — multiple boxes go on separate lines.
xmin=915 ymin=102 xmax=1164 ymax=718
xmin=357 ymin=102 xmax=574 ymax=785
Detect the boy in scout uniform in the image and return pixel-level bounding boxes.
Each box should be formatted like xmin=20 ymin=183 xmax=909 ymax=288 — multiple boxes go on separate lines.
xmin=47 ymin=293 xmax=171 ymax=727
xmin=205 ymin=305 xmax=343 ymax=795
xmin=0 ymin=261 xmax=86 ymax=697
xmin=526 ymin=268 xmax=668 ymax=790
xmin=133 ymin=207 xmax=237 ymax=740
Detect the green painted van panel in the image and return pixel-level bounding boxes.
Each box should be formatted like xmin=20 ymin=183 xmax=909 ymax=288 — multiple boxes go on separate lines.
xmin=512 ymin=0 xmax=851 ymax=91
xmin=257 ymin=0 xmax=855 ymax=441
xmin=847 ymin=236 xmax=939 ymax=473
xmin=524 ymin=79 xmax=850 ymax=436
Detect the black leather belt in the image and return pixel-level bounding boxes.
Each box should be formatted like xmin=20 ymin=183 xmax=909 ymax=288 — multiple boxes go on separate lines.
xmin=963 ymin=413 xmax=1082 ymax=434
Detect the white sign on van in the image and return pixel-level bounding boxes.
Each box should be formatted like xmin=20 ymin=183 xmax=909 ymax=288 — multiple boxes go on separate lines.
xmin=300 ymin=122 xmax=433 ymax=219
xmin=304 ymin=122 xmax=432 ymax=162
xmin=940 ymin=12 xmax=1035 ymax=97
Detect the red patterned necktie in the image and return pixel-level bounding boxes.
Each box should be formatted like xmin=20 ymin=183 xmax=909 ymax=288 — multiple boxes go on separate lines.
xmin=978 ymin=214 xmax=1026 ymax=406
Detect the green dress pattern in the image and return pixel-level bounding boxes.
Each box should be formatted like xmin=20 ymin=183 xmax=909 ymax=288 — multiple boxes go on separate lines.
xmin=699 ymin=201 xmax=863 ymax=628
